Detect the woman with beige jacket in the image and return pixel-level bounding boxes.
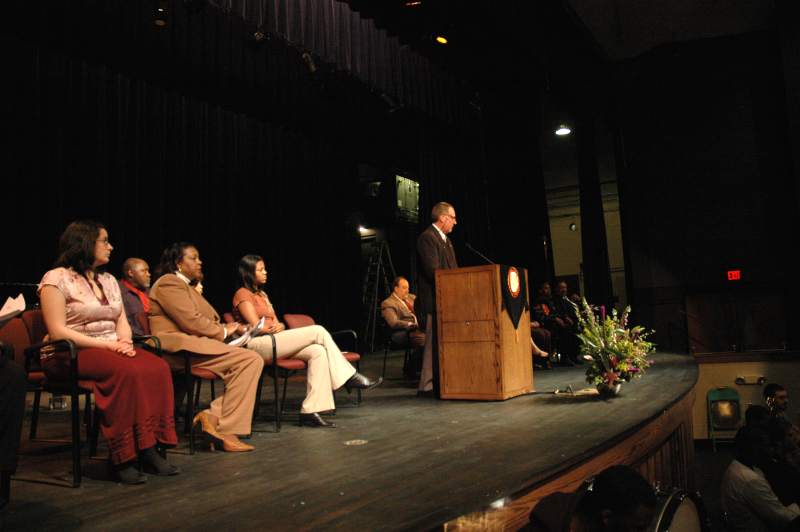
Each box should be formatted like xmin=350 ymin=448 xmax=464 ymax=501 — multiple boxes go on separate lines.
xmin=148 ymin=242 xmax=263 ymax=452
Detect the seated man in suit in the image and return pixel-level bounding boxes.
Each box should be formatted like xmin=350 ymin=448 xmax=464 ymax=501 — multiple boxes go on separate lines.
xmin=381 ymin=276 xmax=425 ymax=377
xmin=118 ymin=257 xmax=152 ymax=337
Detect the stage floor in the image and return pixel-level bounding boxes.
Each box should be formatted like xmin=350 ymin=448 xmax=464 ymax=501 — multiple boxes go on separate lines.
xmin=1 ymin=352 xmax=697 ymax=531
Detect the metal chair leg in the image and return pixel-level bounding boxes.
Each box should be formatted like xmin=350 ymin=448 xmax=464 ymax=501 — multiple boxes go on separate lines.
xmin=89 ymin=402 xmax=101 ymax=457
xmin=194 ymin=380 xmax=202 ymax=409
xmin=253 ymin=373 xmax=264 ymax=420
xmin=71 ymin=389 xmax=81 ymax=488
xmin=356 ymin=361 xmax=362 ymax=405
xmin=29 ymin=390 xmax=41 ymax=439
xmin=272 ymin=367 xmax=280 ymax=433
xmin=188 ymin=378 xmax=196 ymax=456
xmin=382 ymin=343 xmax=390 ymax=381
xmin=281 ymin=373 xmax=290 ymax=417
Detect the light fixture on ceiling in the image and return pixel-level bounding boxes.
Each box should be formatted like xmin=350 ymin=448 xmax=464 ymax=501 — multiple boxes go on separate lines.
xmin=555 ymin=124 xmax=571 ymax=136
xmin=435 ymin=35 xmax=448 ymax=45
xmin=569 ymin=222 xmax=577 ymax=232
xmin=404 ymin=0 xmax=422 ymax=6
xmin=154 ymin=0 xmax=169 ymax=27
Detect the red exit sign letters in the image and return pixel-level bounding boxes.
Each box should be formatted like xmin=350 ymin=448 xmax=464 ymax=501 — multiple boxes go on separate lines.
xmin=727 ymin=270 xmax=741 ymax=281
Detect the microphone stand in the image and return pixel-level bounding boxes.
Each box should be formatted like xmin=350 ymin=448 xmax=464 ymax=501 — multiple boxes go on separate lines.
xmin=465 ymin=243 xmax=495 ymax=265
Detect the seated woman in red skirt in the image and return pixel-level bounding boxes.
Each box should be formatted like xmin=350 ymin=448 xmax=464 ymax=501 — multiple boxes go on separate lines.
xmin=39 ymin=220 xmax=178 ymax=484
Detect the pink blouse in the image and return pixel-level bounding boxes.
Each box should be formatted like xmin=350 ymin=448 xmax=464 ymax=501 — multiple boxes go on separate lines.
xmin=38 ymin=267 xmax=123 ymax=341
xmin=232 ymin=287 xmax=278 ymax=327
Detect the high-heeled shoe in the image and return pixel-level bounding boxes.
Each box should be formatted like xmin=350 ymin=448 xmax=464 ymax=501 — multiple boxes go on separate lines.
xmin=213 ymin=434 xmax=254 ymax=453
xmin=299 ymin=412 xmax=336 ymax=428
xmin=192 ymin=411 xmax=223 ymax=441
xmin=343 ymin=373 xmax=383 ymax=393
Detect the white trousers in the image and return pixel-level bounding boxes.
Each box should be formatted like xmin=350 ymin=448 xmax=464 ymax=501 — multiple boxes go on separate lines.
xmin=247 ymin=325 xmax=357 ymax=413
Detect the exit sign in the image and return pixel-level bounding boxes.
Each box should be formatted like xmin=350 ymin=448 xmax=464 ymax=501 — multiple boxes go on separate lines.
xmin=727 ymin=270 xmax=741 ymax=281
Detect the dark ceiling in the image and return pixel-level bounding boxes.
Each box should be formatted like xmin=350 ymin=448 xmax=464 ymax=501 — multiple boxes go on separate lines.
xmin=344 ymin=0 xmax=777 ymax=86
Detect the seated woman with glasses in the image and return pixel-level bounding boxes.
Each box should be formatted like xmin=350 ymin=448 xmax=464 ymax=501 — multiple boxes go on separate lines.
xmin=231 ymin=254 xmax=381 ymax=428
xmin=148 ymin=243 xmax=263 ymax=451
xmin=38 ymin=221 xmax=178 ymax=484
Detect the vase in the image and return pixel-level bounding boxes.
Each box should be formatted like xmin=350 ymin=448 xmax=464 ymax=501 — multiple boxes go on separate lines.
xmin=596 ymin=382 xmax=622 ymax=397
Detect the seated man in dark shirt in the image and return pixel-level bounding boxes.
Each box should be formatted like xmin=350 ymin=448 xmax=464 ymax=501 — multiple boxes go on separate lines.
xmin=552 ymin=280 xmax=578 ymax=326
xmin=534 ymin=282 xmax=579 ymax=365
xmin=118 ymin=257 xmax=152 ymax=337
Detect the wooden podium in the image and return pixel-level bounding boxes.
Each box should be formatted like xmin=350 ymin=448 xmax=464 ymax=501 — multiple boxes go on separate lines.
xmin=435 ymin=264 xmax=534 ymax=400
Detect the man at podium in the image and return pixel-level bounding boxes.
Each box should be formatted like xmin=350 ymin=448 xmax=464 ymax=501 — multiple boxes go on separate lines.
xmin=416 ymin=201 xmax=459 ymax=396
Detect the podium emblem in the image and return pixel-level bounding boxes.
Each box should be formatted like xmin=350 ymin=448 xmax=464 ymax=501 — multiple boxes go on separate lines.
xmin=507 ymin=267 xmax=521 ymax=298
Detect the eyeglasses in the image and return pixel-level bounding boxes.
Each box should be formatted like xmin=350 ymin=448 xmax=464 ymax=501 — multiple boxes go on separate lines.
xmin=445 ymin=214 xmax=457 ymax=222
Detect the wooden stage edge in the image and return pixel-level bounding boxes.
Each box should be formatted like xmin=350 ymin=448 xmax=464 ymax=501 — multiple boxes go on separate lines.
xmin=444 ymin=358 xmax=698 ymax=531
xmin=2 ymin=353 xmax=697 ymax=532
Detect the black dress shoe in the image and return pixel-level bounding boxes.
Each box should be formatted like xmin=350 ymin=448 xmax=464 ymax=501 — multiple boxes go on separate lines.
xmin=343 ymin=373 xmax=383 ymax=393
xmin=319 ymin=409 xmax=336 ymax=416
xmin=140 ymin=447 xmax=180 ymax=476
xmin=114 ymin=462 xmax=147 ymax=485
xmin=299 ymin=412 xmax=337 ymax=428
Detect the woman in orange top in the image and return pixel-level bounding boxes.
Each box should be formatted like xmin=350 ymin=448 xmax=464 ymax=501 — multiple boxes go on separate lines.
xmin=232 ymin=254 xmax=381 ymax=428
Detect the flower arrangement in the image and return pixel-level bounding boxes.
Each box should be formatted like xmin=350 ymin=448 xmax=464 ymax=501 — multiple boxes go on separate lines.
xmin=575 ymin=298 xmax=655 ymax=392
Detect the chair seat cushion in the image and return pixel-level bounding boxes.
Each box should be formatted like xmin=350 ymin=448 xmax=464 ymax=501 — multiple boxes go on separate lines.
xmin=343 ymin=352 xmax=361 ymax=362
xmin=27 ymin=371 xmax=46 ymax=385
xmin=191 ymin=367 xmax=218 ymax=380
xmin=274 ymin=358 xmax=307 ymax=370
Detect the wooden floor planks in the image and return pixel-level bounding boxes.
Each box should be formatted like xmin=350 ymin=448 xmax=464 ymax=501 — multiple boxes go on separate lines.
xmin=1 ymin=352 xmax=697 ymax=531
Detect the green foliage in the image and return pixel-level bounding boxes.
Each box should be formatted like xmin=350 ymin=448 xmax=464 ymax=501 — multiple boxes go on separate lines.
xmin=575 ymin=298 xmax=655 ymax=386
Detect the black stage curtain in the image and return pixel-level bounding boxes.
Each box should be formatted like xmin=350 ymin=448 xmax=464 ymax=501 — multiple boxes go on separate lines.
xmin=2 ymin=39 xmax=365 ymax=329
xmin=0 ymin=3 xmax=491 ymax=330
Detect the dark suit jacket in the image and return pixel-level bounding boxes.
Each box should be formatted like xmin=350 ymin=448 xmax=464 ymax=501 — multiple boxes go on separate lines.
xmin=416 ymin=225 xmax=458 ymax=321
xmin=118 ymin=279 xmax=147 ymax=337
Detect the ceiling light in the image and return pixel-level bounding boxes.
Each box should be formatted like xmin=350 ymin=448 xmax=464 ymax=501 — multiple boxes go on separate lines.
xmin=154 ymin=0 xmax=169 ymax=27
xmin=435 ymin=35 xmax=448 ymax=45
xmin=555 ymin=125 xmax=571 ymax=136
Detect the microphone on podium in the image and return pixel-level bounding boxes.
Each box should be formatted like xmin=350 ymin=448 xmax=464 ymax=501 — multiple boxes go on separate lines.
xmin=465 ymin=242 xmax=495 ymax=265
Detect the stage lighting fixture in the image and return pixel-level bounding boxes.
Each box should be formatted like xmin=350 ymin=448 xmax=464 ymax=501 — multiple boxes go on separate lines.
xmin=246 ymin=27 xmax=269 ymax=45
xmin=301 ymin=51 xmax=318 ymax=74
xmin=404 ymin=1 xmax=422 ymax=6
xmin=435 ymin=35 xmax=448 ymax=45
xmin=154 ymin=0 xmax=169 ymax=27
xmin=555 ymin=124 xmax=571 ymax=136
